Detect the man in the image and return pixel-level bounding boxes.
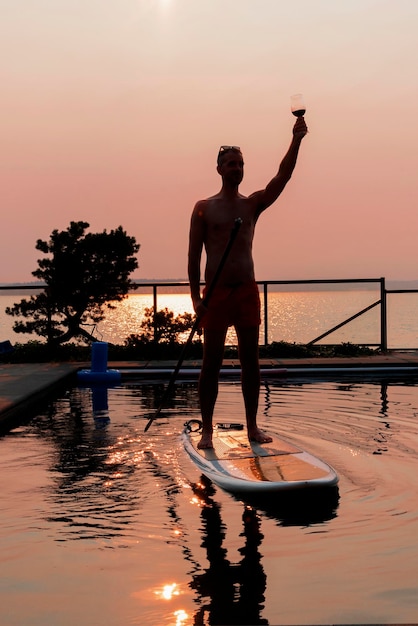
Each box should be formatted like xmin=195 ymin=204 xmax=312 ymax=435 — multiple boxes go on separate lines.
xmin=188 ymin=116 xmax=308 ymax=449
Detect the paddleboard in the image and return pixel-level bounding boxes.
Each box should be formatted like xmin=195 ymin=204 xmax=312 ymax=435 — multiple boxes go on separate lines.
xmin=181 ymin=420 xmax=338 ymax=494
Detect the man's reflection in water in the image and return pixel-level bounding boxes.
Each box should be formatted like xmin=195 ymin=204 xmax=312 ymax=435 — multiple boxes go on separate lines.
xmin=190 ymin=476 xmax=269 ymax=625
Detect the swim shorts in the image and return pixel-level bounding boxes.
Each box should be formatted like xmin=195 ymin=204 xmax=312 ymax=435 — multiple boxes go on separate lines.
xmin=200 ymin=281 xmax=261 ymax=330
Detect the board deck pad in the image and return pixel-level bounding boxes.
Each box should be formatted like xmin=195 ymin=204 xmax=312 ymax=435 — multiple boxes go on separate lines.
xmin=237 ymin=454 xmax=329 ymax=482
xmin=188 ymin=428 xmax=300 ymax=461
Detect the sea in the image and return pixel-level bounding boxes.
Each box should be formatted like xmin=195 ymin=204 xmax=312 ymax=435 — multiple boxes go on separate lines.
xmin=1 ymin=286 xmax=418 ymax=350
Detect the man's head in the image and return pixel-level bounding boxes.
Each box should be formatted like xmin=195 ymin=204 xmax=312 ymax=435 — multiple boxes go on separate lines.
xmin=217 ymin=145 xmax=242 ymax=166
xmin=216 ymin=145 xmax=244 ymax=186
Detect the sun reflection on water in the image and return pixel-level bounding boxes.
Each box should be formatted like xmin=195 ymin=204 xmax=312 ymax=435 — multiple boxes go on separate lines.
xmin=174 ymin=609 xmax=189 ymax=625
xmin=190 ymin=495 xmax=202 ymax=508
xmin=155 ymin=582 xmax=180 ymax=600
xmin=95 ymin=289 xmax=389 ymax=346
xmin=132 ymin=581 xmax=190 ymax=626
xmin=152 ymin=583 xmax=190 ymax=625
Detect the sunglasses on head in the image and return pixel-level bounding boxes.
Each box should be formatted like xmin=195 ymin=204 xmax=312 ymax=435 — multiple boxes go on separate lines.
xmin=218 ymin=145 xmax=241 ymax=155
xmin=217 ymin=145 xmax=242 ymax=164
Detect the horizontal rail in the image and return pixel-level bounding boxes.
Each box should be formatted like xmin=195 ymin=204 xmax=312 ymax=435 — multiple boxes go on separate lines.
xmin=0 ymin=277 xmax=387 ymax=290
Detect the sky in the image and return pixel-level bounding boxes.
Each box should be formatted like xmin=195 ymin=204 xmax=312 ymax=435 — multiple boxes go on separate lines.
xmin=2 ymin=0 xmax=418 ymax=284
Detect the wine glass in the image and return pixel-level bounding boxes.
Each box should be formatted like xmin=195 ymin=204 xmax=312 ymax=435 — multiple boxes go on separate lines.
xmin=290 ymin=93 xmax=306 ymax=117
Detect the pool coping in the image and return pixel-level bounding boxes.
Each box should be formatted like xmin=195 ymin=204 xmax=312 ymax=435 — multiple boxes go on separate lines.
xmin=1 ymin=352 xmax=418 ymax=430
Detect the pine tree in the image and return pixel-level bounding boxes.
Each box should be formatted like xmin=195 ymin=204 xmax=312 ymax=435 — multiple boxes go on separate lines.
xmin=6 ymin=221 xmax=140 ymax=345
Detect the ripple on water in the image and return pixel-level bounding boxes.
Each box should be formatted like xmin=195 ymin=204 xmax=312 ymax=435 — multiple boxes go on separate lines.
xmin=232 ymin=377 xmax=418 ymax=538
xmin=2 ymin=375 xmax=418 ymax=625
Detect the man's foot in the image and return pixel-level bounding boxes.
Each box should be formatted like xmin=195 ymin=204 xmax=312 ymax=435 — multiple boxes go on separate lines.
xmin=248 ymin=427 xmax=273 ymax=444
xmin=197 ymin=432 xmax=214 ymax=449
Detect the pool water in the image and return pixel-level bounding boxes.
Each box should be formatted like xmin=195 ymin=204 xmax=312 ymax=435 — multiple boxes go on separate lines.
xmin=1 ymin=375 xmax=418 ymax=625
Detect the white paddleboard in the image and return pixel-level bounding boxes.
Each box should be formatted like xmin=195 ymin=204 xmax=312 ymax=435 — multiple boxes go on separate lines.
xmin=181 ymin=420 xmax=338 ymax=494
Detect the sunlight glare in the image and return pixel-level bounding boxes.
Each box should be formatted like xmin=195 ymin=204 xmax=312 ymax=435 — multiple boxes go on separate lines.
xmin=154 ymin=582 xmax=180 ymax=601
xmin=174 ymin=609 xmax=189 ymax=625
xmin=189 ymin=495 xmax=202 ymax=508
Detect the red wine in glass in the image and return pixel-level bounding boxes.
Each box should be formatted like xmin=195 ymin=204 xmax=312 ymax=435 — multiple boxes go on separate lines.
xmin=291 ymin=94 xmax=306 ymax=117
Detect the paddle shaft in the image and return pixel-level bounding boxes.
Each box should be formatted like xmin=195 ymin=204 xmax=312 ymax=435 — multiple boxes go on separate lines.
xmin=144 ymin=217 xmax=242 ymax=432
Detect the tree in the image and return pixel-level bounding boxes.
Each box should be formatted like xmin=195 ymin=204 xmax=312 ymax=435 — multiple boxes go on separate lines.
xmin=6 ymin=221 xmax=140 ymax=345
xmin=126 ymin=306 xmax=195 ymax=345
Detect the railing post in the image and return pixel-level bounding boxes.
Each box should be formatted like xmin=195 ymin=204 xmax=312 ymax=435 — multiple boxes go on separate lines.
xmin=263 ymin=282 xmax=268 ymax=345
xmin=153 ymin=285 xmax=158 ymax=343
xmin=380 ymin=277 xmax=387 ymax=352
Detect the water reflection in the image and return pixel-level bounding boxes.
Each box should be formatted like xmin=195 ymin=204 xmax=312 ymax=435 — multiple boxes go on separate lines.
xmin=262 ymin=375 xmax=418 ymax=458
xmin=242 ymin=486 xmax=340 ymax=527
xmin=27 ymin=377 xmax=408 ymax=544
xmin=31 ymin=387 xmax=145 ymax=540
xmin=374 ymin=382 xmax=390 ymax=454
xmin=3 ymin=376 xmax=418 ymax=624
xmin=190 ymin=476 xmax=269 ymax=625
xmin=125 ymin=379 xmax=200 ymax=419
xmin=91 ymin=385 xmax=111 ymax=428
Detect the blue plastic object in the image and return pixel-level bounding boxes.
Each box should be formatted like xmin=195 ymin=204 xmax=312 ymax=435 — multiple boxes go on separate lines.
xmin=77 ymin=342 xmax=121 ymax=385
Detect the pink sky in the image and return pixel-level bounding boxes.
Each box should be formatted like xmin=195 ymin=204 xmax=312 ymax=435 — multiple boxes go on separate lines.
xmin=2 ymin=0 xmax=418 ymax=283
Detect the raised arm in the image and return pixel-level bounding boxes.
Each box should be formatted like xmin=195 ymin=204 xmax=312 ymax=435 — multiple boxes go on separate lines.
xmin=250 ymin=116 xmax=308 ymax=214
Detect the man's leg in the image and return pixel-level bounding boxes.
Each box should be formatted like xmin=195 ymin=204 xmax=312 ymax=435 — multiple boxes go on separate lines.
xmin=236 ymin=325 xmax=272 ymax=444
xmin=198 ymin=327 xmax=227 ymax=449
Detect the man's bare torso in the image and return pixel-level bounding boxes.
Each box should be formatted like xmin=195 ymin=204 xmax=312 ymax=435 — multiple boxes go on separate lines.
xmin=199 ymin=192 xmax=259 ymax=287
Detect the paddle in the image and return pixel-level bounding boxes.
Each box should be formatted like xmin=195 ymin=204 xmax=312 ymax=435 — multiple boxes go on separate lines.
xmin=144 ymin=217 xmax=242 ymax=432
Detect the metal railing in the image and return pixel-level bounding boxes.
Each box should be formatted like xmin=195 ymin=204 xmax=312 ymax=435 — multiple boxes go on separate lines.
xmin=258 ymin=277 xmax=387 ymax=350
xmin=2 ymin=277 xmax=418 ymax=351
xmin=138 ymin=277 xmax=390 ymax=350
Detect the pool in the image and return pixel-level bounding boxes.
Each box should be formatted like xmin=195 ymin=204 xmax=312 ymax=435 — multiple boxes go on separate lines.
xmin=1 ymin=374 xmax=418 ymax=625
